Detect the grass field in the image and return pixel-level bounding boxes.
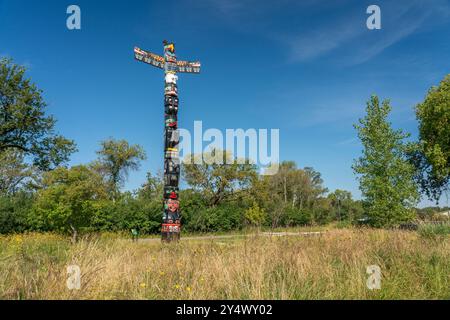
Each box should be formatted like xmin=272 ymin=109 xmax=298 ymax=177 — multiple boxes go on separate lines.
xmin=0 ymin=228 xmax=449 ymax=300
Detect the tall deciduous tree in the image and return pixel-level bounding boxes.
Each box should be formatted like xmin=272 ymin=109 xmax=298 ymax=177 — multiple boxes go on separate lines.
xmin=353 ymin=95 xmax=419 ymax=227
xmin=266 ymin=162 xmax=327 ymax=209
xmin=327 ymin=189 xmax=362 ymax=222
xmin=0 ymin=150 xmax=37 ymax=194
xmin=94 ymin=138 xmax=147 ymax=197
xmin=0 ymin=58 xmax=76 ymax=170
xmin=182 ymin=150 xmax=257 ymax=207
xmin=31 ymin=165 xmax=108 ymax=242
xmin=248 ymin=161 xmax=328 ymax=227
xmin=412 ymin=74 xmax=450 ymax=202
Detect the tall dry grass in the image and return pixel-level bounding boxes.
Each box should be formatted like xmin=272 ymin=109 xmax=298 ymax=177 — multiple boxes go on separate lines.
xmin=0 ymin=229 xmax=448 ymax=299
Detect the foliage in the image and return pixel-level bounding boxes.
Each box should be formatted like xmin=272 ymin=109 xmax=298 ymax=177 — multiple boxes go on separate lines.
xmin=94 ymin=138 xmax=147 ymax=197
xmin=285 ymin=207 xmax=312 ymax=226
xmin=418 ymin=223 xmax=450 ymax=240
xmin=30 ymin=165 xmax=108 ymax=238
xmin=182 ymin=150 xmax=257 ymax=207
xmin=311 ymin=197 xmax=333 ymax=225
xmin=0 ymin=58 xmax=76 ymax=170
xmin=412 ymin=74 xmax=450 ymax=202
xmin=266 ymin=162 xmax=328 ymax=209
xmin=254 ymin=162 xmax=329 ymax=227
xmin=91 ymin=192 xmax=161 ymax=234
xmin=327 ymin=189 xmax=363 ymax=222
xmin=3 ymin=57 xmax=444 ymax=236
xmin=353 ymin=95 xmax=419 ymax=227
xmin=0 ymin=149 xmax=38 ymax=194
xmin=244 ymin=202 xmax=266 ymax=227
xmin=0 ymin=192 xmax=33 ymax=234
xmin=184 ymin=203 xmax=244 ymax=233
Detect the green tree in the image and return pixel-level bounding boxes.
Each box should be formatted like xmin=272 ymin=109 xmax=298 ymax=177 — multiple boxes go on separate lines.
xmin=92 ymin=192 xmax=161 ymax=234
xmin=94 ymin=138 xmax=147 ymax=198
xmin=182 ymin=150 xmax=257 ymax=207
xmin=285 ymin=207 xmax=312 ymax=226
xmin=0 ymin=58 xmax=76 ymax=170
xmin=0 ymin=192 xmax=34 ymax=234
xmin=267 ymin=162 xmax=327 ymax=210
xmin=312 ymin=197 xmax=332 ymax=225
xmin=31 ymin=165 xmax=108 ymax=242
xmin=0 ymin=150 xmax=38 ymax=194
xmin=137 ymin=172 xmax=163 ymax=200
xmin=89 ymin=173 xmax=163 ymax=235
xmin=261 ymin=162 xmax=327 ymax=227
xmin=135 ymin=173 xmax=165 ymax=233
xmin=244 ymin=202 xmax=266 ymax=227
xmin=412 ymin=74 xmax=450 ymax=202
xmin=327 ymin=189 xmax=354 ymax=221
xmin=353 ymin=95 xmax=419 ymax=227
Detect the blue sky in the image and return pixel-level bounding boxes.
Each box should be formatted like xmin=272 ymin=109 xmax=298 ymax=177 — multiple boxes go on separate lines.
xmin=1 ymin=0 xmax=449 ymax=206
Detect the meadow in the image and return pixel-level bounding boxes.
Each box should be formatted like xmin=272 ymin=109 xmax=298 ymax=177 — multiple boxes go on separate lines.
xmin=0 ymin=227 xmax=449 ymax=300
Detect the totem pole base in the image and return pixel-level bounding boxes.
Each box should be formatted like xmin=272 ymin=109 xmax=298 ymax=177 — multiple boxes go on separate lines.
xmin=161 ymin=223 xmax=181 ymax=242
xmin=161 ymin=231 xmax=181 ymax=242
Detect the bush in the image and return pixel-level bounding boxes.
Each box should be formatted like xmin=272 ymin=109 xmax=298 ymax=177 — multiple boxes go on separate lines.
xmin=418 ymin=223 xmax=450 ymax=240
xmin=184 ymin=204 xmax=245 ymax=233
xmin=285 ymin=207 xmax=312 ymax=226
xmin=91 ymin=193 xmax=161 ymax=235
xmin=0 ymin=193 xmax=33 ymax=234
xmin=336 ymin=220 xmax=353 ymax=229
xmin=30 ymin=166 xmax=108 ymax=239
xmin=244 ymin=203 xmax=266 ymax=227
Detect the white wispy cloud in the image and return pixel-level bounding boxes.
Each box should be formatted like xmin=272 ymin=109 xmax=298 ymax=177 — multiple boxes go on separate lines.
xmin=211 ymin=0 xmax=245 ymax=15
xmin=285 ymin=16 xmax=364 ymax=63
xmin=284 ymin=0 xmax=450 ymax=65
xmin=291 ymin=102 xmax=364 ymax=128
xmin=203 ymin=0 xmax=450 ymax=65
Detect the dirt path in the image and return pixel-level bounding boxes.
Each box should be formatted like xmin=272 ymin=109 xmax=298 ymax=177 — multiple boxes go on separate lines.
xmin=136 ymin=231 xmax=324 ymax=243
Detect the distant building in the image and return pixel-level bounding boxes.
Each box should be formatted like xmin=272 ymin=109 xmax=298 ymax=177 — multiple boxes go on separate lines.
xmin=438 ymin=210 xmax=450 ymax=217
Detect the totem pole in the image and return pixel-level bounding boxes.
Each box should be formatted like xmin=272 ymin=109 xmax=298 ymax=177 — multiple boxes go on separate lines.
xmin=134 ymin=41 xmax=201 ymax=242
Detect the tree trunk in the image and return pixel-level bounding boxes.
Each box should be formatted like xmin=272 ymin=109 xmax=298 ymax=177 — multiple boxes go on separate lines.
xmin=70 ymin=224 xmax=78 ymax=244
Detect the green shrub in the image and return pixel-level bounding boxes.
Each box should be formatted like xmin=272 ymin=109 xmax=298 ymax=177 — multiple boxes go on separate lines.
xmin=0 ymin=193 xmax=34 ymax=234
xmin=91 ymin=193 xmax=161 ymax=234
xmin=244 ymin=202 xmax=266 ymax=227
xmin=184 ymin=204 xmax=245 ymax=233
xmin=285 ymin=207 xmax=312 ymax=226
xmin=336 ymin=220 xmax=353 ymax=229
xmin=418 ymin=223 xmax=450 ymax=240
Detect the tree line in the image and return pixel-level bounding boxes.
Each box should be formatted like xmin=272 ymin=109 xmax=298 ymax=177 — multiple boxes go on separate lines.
xmin=1 ymin=58 xmax=449 ymax=237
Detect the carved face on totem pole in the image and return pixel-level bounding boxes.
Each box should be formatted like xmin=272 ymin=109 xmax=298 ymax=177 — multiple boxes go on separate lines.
xmin=165 ymin=83 xmax=178 ymax=96
xmin=166 ymin=199 xmax=180 ymax=213
xmin=165 ymin=73 xmax=178 ymax=85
